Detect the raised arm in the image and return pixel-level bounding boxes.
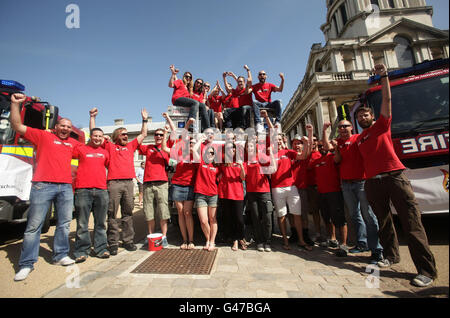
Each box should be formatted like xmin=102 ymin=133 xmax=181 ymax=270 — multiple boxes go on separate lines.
xmin=161 ymin=125 xmax=171 ymax=154
xmin=223 ymin=72 xmax=233 ymax=94
xmin=261 ymin=109 xmax=274 ymax=129
xmin=10 ymin=93 xmax=28 ymax=136
xmin=89 ymin=107 xmax=98 ymax=131
xmin=136 ymin=108 xmax=148 ymax=144
xmin=273 ymin=73 xmax=285 ymax=92
xmin=322 ymin=122 xmax=333 ymax=151
xmin=374 ymin=64 xmax=391 ymax=118
xmin=296 ymin=124 xmax=314 ymax=160
xmin=244 ymin=65 xmax=253 ymax=94
xmin=168 ymin=64 xmax=179 ymax=88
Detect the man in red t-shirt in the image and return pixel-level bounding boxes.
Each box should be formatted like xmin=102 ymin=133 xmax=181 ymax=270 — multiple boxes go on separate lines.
xmin=73 ymin=127 xmax=110 ymax=263
xmin=251 ymin=69 xmax=284 ymax=132
xmin=223 ymin=65 xmax=253 ymax=129
xmin=10 ymin=93 xmax=80 ymax=281
xmin=356 ymin=64 xmax=437 ymax=287
xmin=323 ymin=120 xmax=383 ymax=264
xmin=89 ymin=107 xmax=148 ymax=256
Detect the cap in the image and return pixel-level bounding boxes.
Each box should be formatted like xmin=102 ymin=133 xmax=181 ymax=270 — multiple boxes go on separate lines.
xmin=293 ymin=134 xmax=303 ymax=141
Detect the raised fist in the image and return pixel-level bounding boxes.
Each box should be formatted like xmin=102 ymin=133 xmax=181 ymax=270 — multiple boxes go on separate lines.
xmin=89 ymin=107 xmax=98 ymax=117
xmin=11 ymin=93 xmax=26 ymax=104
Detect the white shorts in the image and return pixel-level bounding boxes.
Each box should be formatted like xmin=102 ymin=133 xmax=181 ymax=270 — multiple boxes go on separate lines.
xmin=271 ymin=186 xmax=301 ymax=217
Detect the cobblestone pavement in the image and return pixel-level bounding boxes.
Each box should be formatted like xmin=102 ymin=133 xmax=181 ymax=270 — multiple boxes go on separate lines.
xmin=43 ymin=230 xmax=446 ymax=299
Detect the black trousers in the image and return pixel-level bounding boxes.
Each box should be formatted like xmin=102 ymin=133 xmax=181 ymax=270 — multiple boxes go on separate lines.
xmin=220 ymin=198 xmax=245 ymax=241
xmin=247 ymin=192 xmax=273 ymax=245
xmin=365 ymin=170 xmax=437 ymax=279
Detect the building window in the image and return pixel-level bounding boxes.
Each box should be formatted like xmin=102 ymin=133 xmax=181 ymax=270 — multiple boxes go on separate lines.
xmin=388 ymin=0 xmax=395 ymax=8
xmin=340 ymin=4 xmax=348 ymax=26
xmin=430 ymin=46 xmax=445 ymax=60
xmin=333 ymin=16 xmax=339 ymax=35
xmin=394 ymin=35 xmax=416 ymax=68
xmin=370 ymin=0 xmax=380 ymax=8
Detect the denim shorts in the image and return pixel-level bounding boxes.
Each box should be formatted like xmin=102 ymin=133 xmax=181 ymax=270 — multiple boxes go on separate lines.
xmin=170 ymin=184 xmax=195 ymax=202
xmin=194 ymin=193 xmax=218 ymax=208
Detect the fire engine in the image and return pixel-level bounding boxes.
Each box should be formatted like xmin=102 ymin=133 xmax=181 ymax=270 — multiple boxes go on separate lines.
xmin=0 ymin=80 xmax=86 ymax=232
xmin=351 ymin=58 xmax=449 ymax=215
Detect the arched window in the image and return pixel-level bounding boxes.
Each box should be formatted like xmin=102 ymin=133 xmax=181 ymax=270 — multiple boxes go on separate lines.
xmin=315 ymin=60 xmax=322 ymax=73
xmin=394 ymin=35 xmax=415 ymax=68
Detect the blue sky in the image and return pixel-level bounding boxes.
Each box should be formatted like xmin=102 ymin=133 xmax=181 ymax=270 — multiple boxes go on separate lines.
xmin=1 ymin=0 xmax=448 ymax=129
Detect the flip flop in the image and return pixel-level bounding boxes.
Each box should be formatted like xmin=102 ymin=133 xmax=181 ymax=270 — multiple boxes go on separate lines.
xmin=180 ymin=242 xmax=188 ymax=250
xmin=188 ymin=242 xmax=195 ymax=250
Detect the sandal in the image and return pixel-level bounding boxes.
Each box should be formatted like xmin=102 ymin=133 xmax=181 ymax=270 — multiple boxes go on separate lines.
xmin=188 ymin=242 xmax=195 ymax=250
xmin=98 ymin=252 xmax=110 ymax=259
xmin=75 ymin=255 xmax=87 ymax=263
xmin=239 ymin=240 xmax=247 ymax=251
xmin=298 ymin=243 xmax=312 ymax=251
xmin=180 ymin=242 xmax=188 ymax=250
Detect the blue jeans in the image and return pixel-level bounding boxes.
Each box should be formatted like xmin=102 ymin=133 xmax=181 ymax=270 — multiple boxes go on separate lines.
xmin=252 ymin=100 xmax=282 ymax=123
xmin=341 ymin=180 xmax=383 ymax=254
xmin=74 ymin=188 xmax=109 ymax=258
xmin=18 ymin=182 xmax=74 ymax=269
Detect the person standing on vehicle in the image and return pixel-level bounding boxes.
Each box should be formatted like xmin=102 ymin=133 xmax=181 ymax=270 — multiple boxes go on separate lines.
xmin=73 ymin=127 xmax=110 ymax=263
xmin=10 ymin=93 xmax=80 ymax=281
xmin=89 ymin=107 xmax=148 ymax=256
xmin=356 ymin=64 xmax=437 ymax=287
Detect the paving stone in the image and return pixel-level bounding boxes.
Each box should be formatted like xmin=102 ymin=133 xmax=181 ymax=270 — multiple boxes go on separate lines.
xmin=95 ymin=284 xmax=127 ymax=297
xmin=193 ymin=278 xmax=222 ymax=289
xmin=216 ymin=264 xmax=239 ymax=273
xmin=224 ymin=288 xmax=257 ymax=298
xmin=299 ymin=274 xmax=327 ymax=284
xmin=286 ymin=290 xmax=309 ymax=298
xmin=256 ymin=289 xmax=288 ymax=298
xmin=344 ymin=285 xmax=384 ymax=296
xmin=171 ymin=278 xmax=194 ymax=288
xmin=140 ymin=286 xmax=173 ymax=298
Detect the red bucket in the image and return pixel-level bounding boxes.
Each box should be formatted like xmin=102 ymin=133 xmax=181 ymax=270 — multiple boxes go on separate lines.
xmin=147 ymin=233 xmax=163 ymax=251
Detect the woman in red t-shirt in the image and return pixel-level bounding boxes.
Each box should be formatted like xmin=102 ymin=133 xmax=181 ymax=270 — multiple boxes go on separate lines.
xmin=219 ymin=142 xmax=247 ymax=251
xmin=244 ymin=138 xmax=276 ymax=252
xmin=162 ymin=131 xmax=199 ymax=250
xmin=193 ymin=137 xmax=220 ymax=251
xmin=190 ymin=78 xmax=214 ymax=131
xmin=207 ymin=81 xmax=226 ymax=131
xmin=169 ymin=64 xmax=209 ymax=132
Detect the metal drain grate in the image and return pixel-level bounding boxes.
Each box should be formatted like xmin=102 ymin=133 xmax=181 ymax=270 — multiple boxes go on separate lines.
xmin=131 ymin=248 xmax=217 ymax=275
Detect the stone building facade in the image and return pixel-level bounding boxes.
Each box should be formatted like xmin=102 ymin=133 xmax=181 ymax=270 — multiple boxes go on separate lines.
xmin=281 ymin=0 xmax=449 ymax=144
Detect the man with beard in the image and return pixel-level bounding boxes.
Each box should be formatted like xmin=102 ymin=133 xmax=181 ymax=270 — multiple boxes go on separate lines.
xmin=355 ymin=64 xmax=437 ymax=287
xmin=251 ymin=69 xmax=284 ymax=133
xmin=89 ymin=107 xmax=148 ymax=256
xmin=11 ymin=93 xmax=80 ymax=281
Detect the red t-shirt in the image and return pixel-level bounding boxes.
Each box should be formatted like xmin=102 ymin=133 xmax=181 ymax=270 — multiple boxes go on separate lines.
xmin=208 ymin=95 xmax=223 ymax=113
xmin=356 ymin=115 xmax=405 ymax=179
xmin=171 ymin=79 xmax=190 ymax=105
xmin=223 ymin=94 xmax=239 ymax=109
xmin=306 ymin=151 xmax=322 ymax=186
xmin=194 ymin=161 xmax=219 ymax=196
xmin=24 ymin=127 xmax=80 ymax=183
xmin=312 ymin=153 xmax=341 ymax=194
xmin=171 ymin=154 xmax=198 ymax=187
xmin=337 ymin=134 xmax=366 ymax=180
xmin=292 ymin=158 xmax=309 ymax=189
xmin=138 ymin=144 xmax=169 ymax=182
xmin=218 ymin=164 xmax=245 ymax=200
xmin=73 ymin=144 xmax=109 ymax=189
xmin=191 ymin=91 xmax=204 ymax=103
xmin=232 ymin=88 xmax=253 ymax=107
xmin=270 ymin=149 xmax=297 ymax=188
xmin=244 ymin=154 xmax=271 ymax=193
xmin=104 ymin=139 xmax=139 ymax=180
xmin=252 ymin=82 xmax=276 ymax=103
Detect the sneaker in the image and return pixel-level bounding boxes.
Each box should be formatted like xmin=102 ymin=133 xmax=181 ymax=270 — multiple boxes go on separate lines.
xmin=256 ymin=123 xmax=265 ymax=134
xmin=349 ymin=246 xmax=370 ymax=254
xmin=54 ymin=256 xmax=75 ymax=266
xmin=369 ymin=253 xmax=384 ymax=265
xmin=162 ymin=236 xmax=169 ymax=248
xmin=257 ymin=244 xmax=264 ymax=252
xmin=303 ymin=235 xmax=315 ymax=247
xmin=109 ymin=245 xmax=118 ymax=256
xmin=377 ymin=258 xmax=392 ymax=268
xmin=336 ymin=245 xmax=349 ymax=257
xmin=123 ymin=243 xmax=137 ymax=251
xmin=264 ymin=245 xmax=272 ymax=252
xmin=319 ymin=239 xmax=330 ymax=248
xmin=412 ymin=274 xmax=433 ymax=287
xmin=329 ymin=239 xmax=339 ymax=248
xmin=14 ymin=267 xmax=33 ymax=281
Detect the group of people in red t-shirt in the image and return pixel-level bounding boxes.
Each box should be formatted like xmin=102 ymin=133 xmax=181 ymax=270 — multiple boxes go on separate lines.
xmin=169 ymin=64 xmax=284 ymax=133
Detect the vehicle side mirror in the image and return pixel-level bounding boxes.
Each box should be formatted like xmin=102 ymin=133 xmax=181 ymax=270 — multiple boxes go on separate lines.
xmin=42 ymin=105 xmax=59 ymax=130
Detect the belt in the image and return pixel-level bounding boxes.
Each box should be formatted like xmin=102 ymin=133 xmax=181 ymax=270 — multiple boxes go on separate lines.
xmin=342 ymin=179 xmax=364 ymax=183
xmin=370 ymin=169 xmax=403 ymax=180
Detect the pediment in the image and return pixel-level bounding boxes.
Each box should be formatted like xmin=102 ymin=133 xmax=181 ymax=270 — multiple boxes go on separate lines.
xmin=360 ymin=18 xmax=448 ymax=45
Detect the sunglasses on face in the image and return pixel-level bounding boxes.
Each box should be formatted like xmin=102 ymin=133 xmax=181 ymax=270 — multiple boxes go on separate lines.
xmin=338 ymin=124 xmax=352 ymax=129
xmin=184 ymin=75 xmax=192 ymax=79
xmin=259 ymin=73 xmax=266 ymax=76
xmin=155 ymin=133 xmax=164 ymax=137
xmin=120 ymin=133 xmax=128 ymax=136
